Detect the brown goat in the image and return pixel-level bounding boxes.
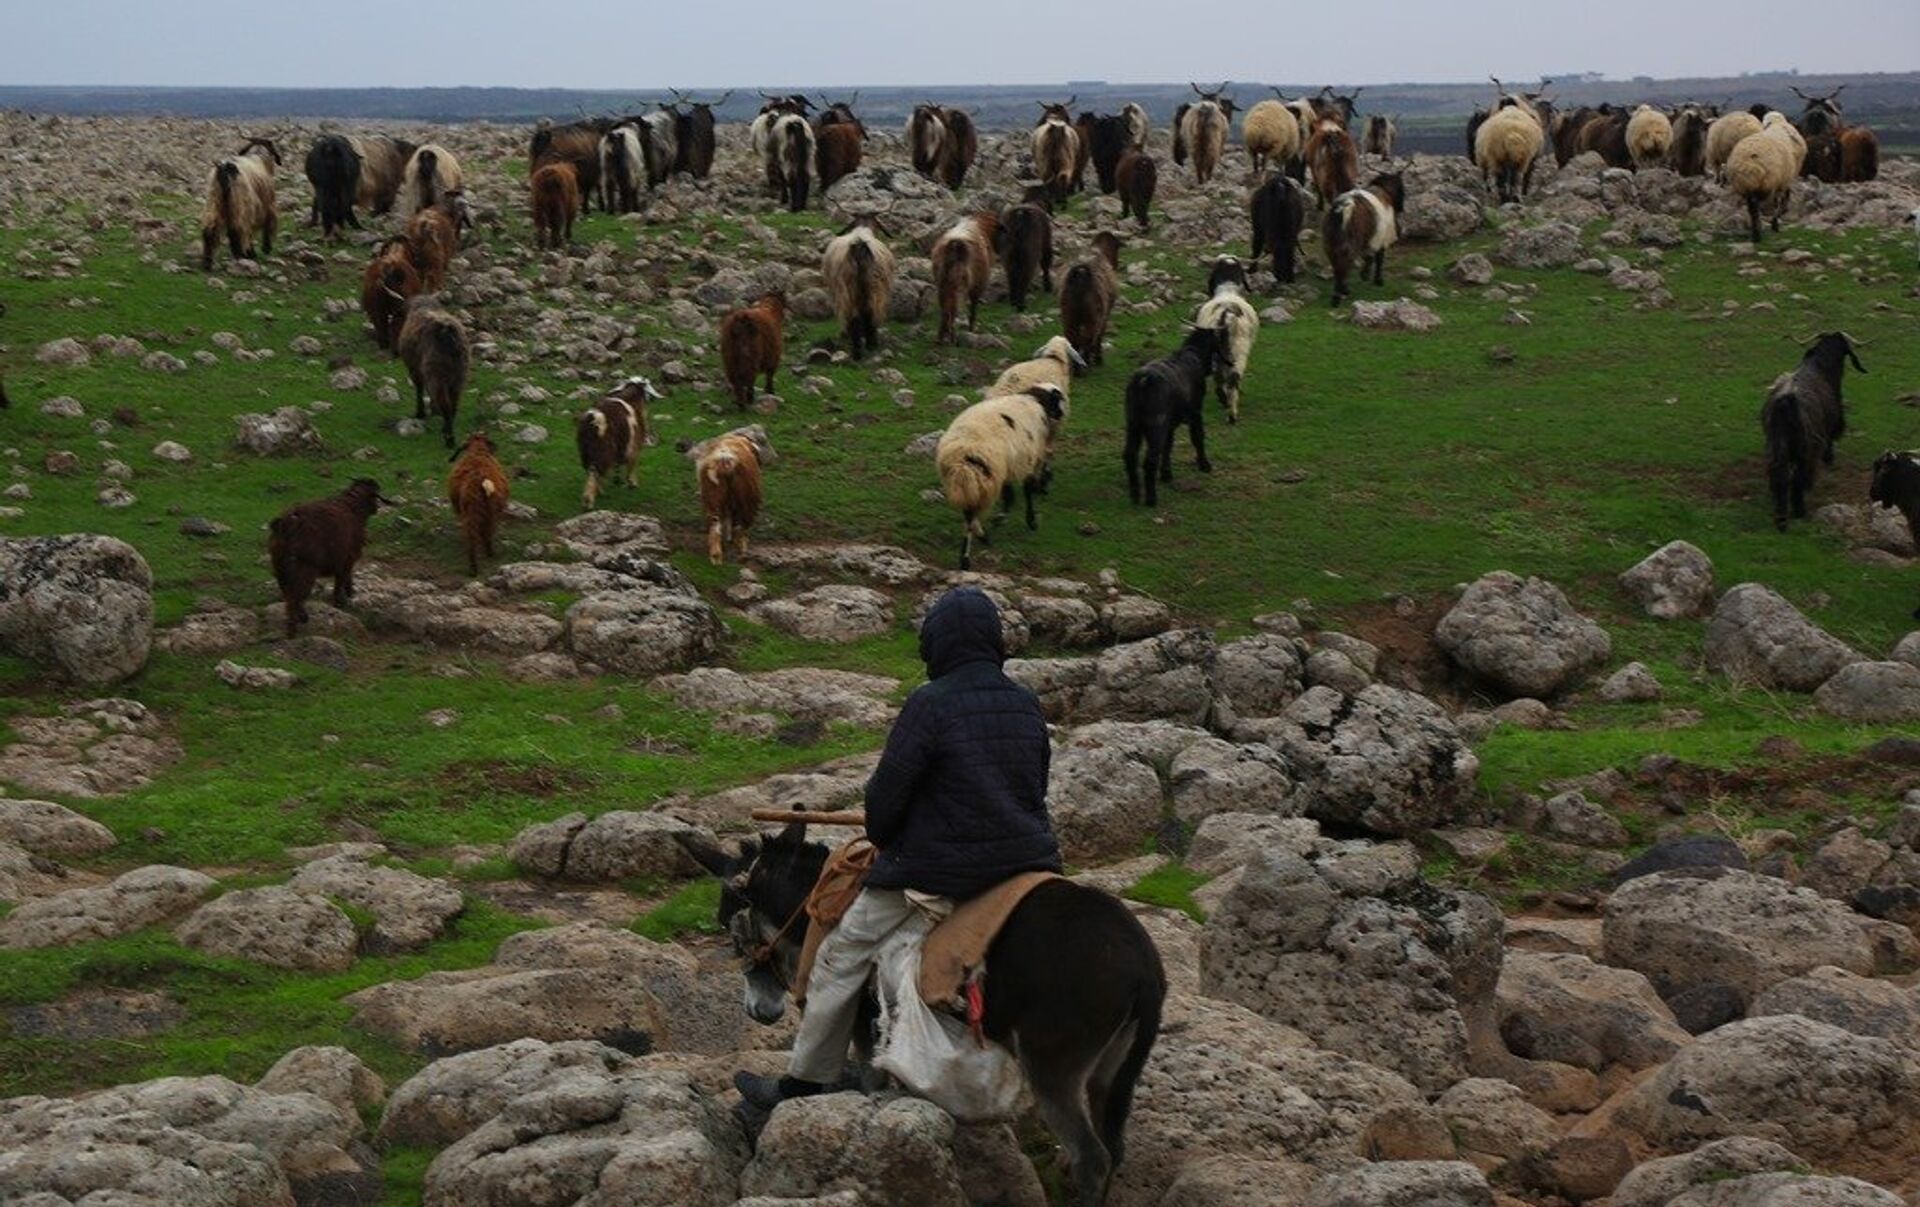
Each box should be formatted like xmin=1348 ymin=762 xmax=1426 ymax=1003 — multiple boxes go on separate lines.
xmin=720 ymin=293 xmax=786 ymax=409
xmin=531 ymin=162 xmax=579 ymax=250
xmin=269 ymin=478 xmax=389 ymax=637
xmin=447 ymin=432 xmax=509 ymax=575
xmin=1305 ymin=120 xmax=1359 ymax=208
xmin=1325 ymin=172 xmax=1405 ymax=306
xmin=696 ymin=431 xmax=767 ymax=565
xmin=930 ymin=213 xmax=998 ymax=344
xmin=1115 ymin=150 xmax=1157 ymax=231
xmin=1060 ymin=232 xmax=1121 ymax=368
xmin=815 ymin=122 xmax=864 ymax=193
xmin=939 ymin=108 xmax=979 ymax=189
xmin=404 ymin=206 xmax=457 ymax=291
xmin=576 ymin=376 xmax=658 ymax=509
xmin=1838 ymin=127 xmax=1879 ymax=181
xmin=360 ymin=237 xmax=422 ymax=352
xmin=997 ymin=199 xmax=1054 ymax=312
xmin=397 ymin=295 xmax=471 ymax=448
xmin=530 ymin=121 xmax=605 ymax=214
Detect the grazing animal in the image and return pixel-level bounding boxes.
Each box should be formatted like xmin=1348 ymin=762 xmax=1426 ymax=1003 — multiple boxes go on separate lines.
xmin=1114 ymin=150 xmax=1157 ymax=231
xmin=1122 ymin=102 xmax=1150 ymax=150
xmin=1550 ymin=105 xmax=1591 ymax=166
xmin=938 ymin=107 xmax=979 ymax=189
xmin=1869 ymin=451 xmax=1920 ymax=618
xmin=269 ymin=478 xmax=389 ymax=637
xmin=1838 ymin=127 xmax=1879 ymax=182
xmin=1249 ymin=171 xmax=1307 ymax=283
xmin=360 ymin=237 xmax=421 ymax=352
xmin=576 ymin=376 xmax=659 ymax=509
xmin=720 ymin=292 xmax=787 ymax=409
xmin=695 ymin=428 xmax=770 ymax=565
xmin=599 ymin=124 xmax=644 ymax=212
xmin=931 ymin=213 xmax=998 ymax=343
xmin=938 ymin=384 xmax=1067 ymax=568
xmin=1125 ymin=326 xmax=1225 ymax=507
xmin=1467 ymin=106 xmax=1492 ymax=161
xmin=667 ymin=90 xmax=726 ymax=178
xmin=1305 ymin=119 xmax=1360 ymax=208
xmin=200 ymin=137 xmax=281 ymax=271
xmin=752 ymin=94 xmax=812 ymax=195
xmin=1575 ymin=105 xmax=1633 ymax=169
xmin=1314 ymin=86 xmax=1362 ymax=128
xmin=822 ymin=221 xmax=896 ymax=360
xmin=1325 ymin=172 xmax=1405 ymax=306
xmin=1082 ymin=113 xmax=1134 ymax=194
xmin=1728 ymin=113 xmax=1804 ymax=243
xmin=685 ymin=824 xmax=1165 ymax=1207
xmin=531 ymin=120 xmax=606 ymax=214
xmin=304 ymin=135 xmax=362 ymax=238
xmin=447 ymin=432 xmax=509 ymax=576
xmin=637 ymin=110 xmax=680 ymax=188
xmin=990 ymin=335 xmax=1086 ymax=413
xmin=1762 ymin=331 xmax=1864 ymax=530
xmin=771 ymin=113 xmax=815 ymax=212
xmin=1706 ymin=110 xmax=1764 ymax=180
xmin=815 ymin=122 xmax=864 ymax=192
xmin=1060 ymin=232 xmax=1122 ymax=369
xmin=396 ymin=295 xmax=470 ymax=448
xmin=1242 ymin=99 xmax=1302 ymax=175
xmin=348 ymin=135 xmax=415 ymax=217
xmin=1363 ymin=113 xmax=1397 ymax=157
xmin=814 ymin=95 xmax=866 ymax=137
xmin=1032 ymin=101 xmax=1081 ymax=205
xmin=1626 ymin=105 xmax=1674 ymax=169
xmin=908 ymin=104 xmax=946 ymax=178
xmin=1071 ymin=112 xmax=1097 ymax=194
xmin=1475 ymin=99 xmax=1546 ymax=203
xmin=403 ymin=204 xmax=458 ymax=291
xmin=1669 ymin=104 xmax=1713 ymax=176
xmin=1802 ymin=134 xmax=1845 ymax=183
xmin=400 ymin=144 xmax=463 ymax=218
xmin=1195 ymin=258 xmax=1259 ymax=422
xmin=1791 ymin=85 xmax=1845 ymax=139
xmin=996 ymin=199 xmax=1055 ymax=312
xmin=530 ymin=162 xmax=579 ymax=250
xmin=1179 ymin=83 xmax=1236 ymax=184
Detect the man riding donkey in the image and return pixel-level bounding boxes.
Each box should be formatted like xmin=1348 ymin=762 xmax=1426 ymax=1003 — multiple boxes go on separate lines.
xmin=733 ymin=584 xmax=1063 ymax=1112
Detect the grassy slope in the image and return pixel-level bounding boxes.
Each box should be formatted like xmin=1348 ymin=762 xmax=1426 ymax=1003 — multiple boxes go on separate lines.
xmin=3 ymin=147 xmax=1918 ymax=1200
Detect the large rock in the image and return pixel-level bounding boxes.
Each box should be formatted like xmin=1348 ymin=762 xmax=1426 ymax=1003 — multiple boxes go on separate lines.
xmin=1606 ymin=1015 xmax=1920 ymax=1187
xmin=1436 ymin=1078 xmax=1557 ymax=1163
xmin=509 ymin=809 xmax=709 ymax=882
xmin=256 ymin=1045 xmax=386 ymax=1118
xmin=1814 ymin=661 xmax=1920 ymax=723
xmin=288 ymin=854 xmax=464 ymax=951
xmin=1620 ymin=541 xmax=1716 ymax=619
xmin=1006 ymin=629 xmax=1217 ymax=726
xmin=1209 ymin=634 xmax=1307 ymax=720
xmin=653 ymin=666 xmax=900 ymax=729
xmin=0 ymin=535 xmax=154 ymax=684
xmin=1305 ymin=1161 xmax=1493 ymax=1207
xmin=422 ymin=1066 xmax=746 ymax=1207
xmin=1498 ymin=222 xmax=1584 ymax=268
xmin=1186 ymin=812 xmax=1325 ymax=876
xmin=738 ymin=1093 xmax=999 ymax=1207
xmin=1255 ymin=684 xmax=1480 ymax=836
xmin=1748 ymin=965 xmax=1920 ymax=1050
xmin=1667 ymin=1172 xmax=1906 ymax=1207
xmin=0 ymin=799 xmax=116 ymax=856
xmin=751 ymin=585 xmax=895 ymax=643
xmin=233 ymin=405 xmax=323 ymax=455
xmin=1496 ymin=950 xmax=1691 ymax=1073
xmin=1434 ymin=571 xmax=1611 ymax=698
xmin=1601 ymin=869 xmax=1918 ymax=1009
xmin=378 ymin=1038 xmax=638 ymax=1147
xmin=561 ymin=562 xmax=723 ymax=675
xmin=1046 ymin=743 xmax=1166 ymax=863
xmin=1199 ymin=845 xmax=1504 ymax=1091
xmin=1401 ymin=185 xmax=1488 ymax=242
xmin=0 ymin=864 xmax=214 ymax=949
xmin=1168 ymin=737 xmax=1296 ymax=824
xmin=1613 ymin=1138 xmax=1812 ymax=1207
xmin=1704 ymin=584 xmax=1862 ymax=691
xmin=175 ymin=886 xmax=359 ymax=972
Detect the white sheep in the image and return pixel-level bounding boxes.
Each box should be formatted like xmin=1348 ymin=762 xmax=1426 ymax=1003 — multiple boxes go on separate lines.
xmin=1194 ymin=260 xmax=1260 ymax=423
xmin=1242 ymin=100 xmax=1302 ymax=175
xmin=821 ymin=222 xmax=896 ymax=360
xmin=1473 ymin=103 xmax=1545 ymax=204
xmin=400 ymin=144 xmax=463 ymax=217
xmin=1705 ymin=110 xmax=1763 ymax=180
xmin=1726 ymin=112 xmax=1802 ymax=244
xmin=985 ymin=334 xmax=1085 ymax=446
xmin=1625 ymin=105 xmax=1673 ymax=169
xmin=200 ymin=137 xmax=280 ymax=271
xmin=1763 ymin=110 xmax=1808 ymax=172
xmin=936 ymin=384 xmax=1066 ymax=569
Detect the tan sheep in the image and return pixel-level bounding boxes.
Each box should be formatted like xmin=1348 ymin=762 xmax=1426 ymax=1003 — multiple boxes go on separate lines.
xmin=1706 ymin=110 xmax=1763 ymax=180
xmin=1625 ymin=105 xmax=1673 ymax=169
xmin=936 ymin=384 xmax=1066 ymax=569
xmin=1473 ymin=103 xmax=1545 ymax=204
xmin=400 ymin=144 xmax=464 ymax=217
xmin=1242 ymin=100 xmax=1302 ymax=175
xmin=1727 ymin=113 xmax=1802 ymax=244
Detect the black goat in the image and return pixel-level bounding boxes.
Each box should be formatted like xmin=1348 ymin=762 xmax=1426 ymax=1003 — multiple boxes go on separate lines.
xmin=1085 ymin=113 xmax=1134 ymax=194
xmin=1249 ymin=172 xmax=1306 ymax=284
xmin=1762 ymin=332 xmax=1865 ymax=531
xmin=996 ymin=199 xmax=1054 ymax=312
xmin=1124 ymin=326 xmax=1225 ymax=506
xmin=1869 ymin=451 xmax=1920 ymax=618
xmin=304 ymin=135 xmax=363 ymax=238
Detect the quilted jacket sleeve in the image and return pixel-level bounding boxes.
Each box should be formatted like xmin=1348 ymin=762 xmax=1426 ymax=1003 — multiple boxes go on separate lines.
xmin=864 ymin=691 xmax=932 ymax=847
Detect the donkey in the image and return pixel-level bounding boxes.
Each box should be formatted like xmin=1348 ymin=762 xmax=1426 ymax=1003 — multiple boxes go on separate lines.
xmin=680 ymin=824 xmax=1167 ymax=1207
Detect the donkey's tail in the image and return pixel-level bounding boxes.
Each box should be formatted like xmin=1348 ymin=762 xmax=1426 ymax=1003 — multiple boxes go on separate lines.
xmin=1096 ymin=978 xmax=1164 ymax=1164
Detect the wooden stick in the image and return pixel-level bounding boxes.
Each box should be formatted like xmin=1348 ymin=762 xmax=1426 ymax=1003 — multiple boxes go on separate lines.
xmin=750 ymin=809 xmax=868 ymax=826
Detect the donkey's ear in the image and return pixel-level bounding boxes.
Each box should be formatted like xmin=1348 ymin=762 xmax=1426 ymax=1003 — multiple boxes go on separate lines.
xmin=674 ymin=832 xmax=734 ymax=878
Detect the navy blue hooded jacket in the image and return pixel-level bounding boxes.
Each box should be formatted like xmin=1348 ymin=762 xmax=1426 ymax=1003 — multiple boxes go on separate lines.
xmin=863 ymin=586 xmax=1061 ymax=899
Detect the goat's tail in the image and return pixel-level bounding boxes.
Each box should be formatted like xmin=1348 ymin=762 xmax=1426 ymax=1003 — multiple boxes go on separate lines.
xmin=1764 ymin=389 xmax=1803 ymax=527
xmin=215 ymin=160 xmax=240 ymax=225
xmin=937 ymin=240 xmax=970 ymax=332
xmin=850 ymin=238 xmax=875 ymax=322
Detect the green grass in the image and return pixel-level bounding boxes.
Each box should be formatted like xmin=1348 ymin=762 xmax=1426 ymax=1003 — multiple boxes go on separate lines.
xmin=632 ymin=879 xmax=723 ymax=941
xmin=1124 ymin=863 xmax=1210 ymax=921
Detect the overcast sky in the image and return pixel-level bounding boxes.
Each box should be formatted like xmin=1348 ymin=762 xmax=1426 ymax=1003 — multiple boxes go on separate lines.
xmin=6 ymin=0 xmax=1917 ymax=88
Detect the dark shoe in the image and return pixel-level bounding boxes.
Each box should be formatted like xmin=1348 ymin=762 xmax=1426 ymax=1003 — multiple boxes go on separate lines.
xmin=732 ymin=1072 xmax=824 ymax=1111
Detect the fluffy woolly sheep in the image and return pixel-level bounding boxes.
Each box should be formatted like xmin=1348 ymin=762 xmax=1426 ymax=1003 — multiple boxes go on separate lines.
xmin=931 ymin=213 xmax=998 ymax=344
xmin=822 ymin=221 xmax=896 ymax=360
xmin=576 ymin=376 xmax=659 ymax=509
xmin=1706 ymin=110 xmax=1763 ymax=180
xmin=200 ymin=138 xmax=281 ymax=271
xmin=1179 ymin=86 xmax=1235 ymax=185
xmin=988 ymin=335 xmax=1085 ymax=415
xmin=937 ymin=384 xmax=1067 ymax=569
xmin=1242 ymin=100 xmax=1302 ymax=175
xmin=695 ymin=427 xmax=773 ymax=565
xmin=447 ymin=432 xmax=509 ymax=576
xmin=1625 ymin=105 xmax=1673 ymax=169
xmin=400 ymin=144 xmax=463 ymax=218
xmin=396 ymin=294 xmax=471 ymax=448
xmin=1474 ymin=102 xmax=1545 ymax=204
xmin=1195 ymin=258 xmax=1260 ymax=423
xmin=1727 ymin=113 xmax=1803 ymax=243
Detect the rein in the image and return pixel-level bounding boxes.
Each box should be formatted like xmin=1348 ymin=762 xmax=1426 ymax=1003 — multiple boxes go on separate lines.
xmin=747 ymin=896 xmax=810 ymax=979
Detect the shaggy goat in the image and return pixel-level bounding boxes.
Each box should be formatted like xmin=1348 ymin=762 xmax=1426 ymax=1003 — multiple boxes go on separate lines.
xmin=269 ymin=478 xmax=390 ymax=637
xmin=1113 ymin=150 xmax=1157 ymax=231
xmin=667 ymin=90 xmax=726 ymax=178
xmin=695 ymin=426 xmax=773 ymax=565
xmin=600 ymin=124 xmax=644 ymax=213
xmin=1243 ymin=99 xmax=1302 ymax=176
xmin=1060 ymin=232 xmax=1122 ymax=369
xmin=401 ymin=144 xmax=464 ymax=218
xmin=1475 ymin=100 xmax=1545 ymax=203
xmin=822 ymin=221 xmax=896 ymax=360
xmin=1032 ymin=101 xmax=1081 ymax=205
xmin=997 ymin=198 xmax=1055 ymax=312
xmin=908 ymin=104 xmax=946 ymax=178
xmin=1669 ymin=104 xmax=1713 ymax=177
xmin=1179 ymin=83 xmax=1236 ymax=185
xmin=771 ymin=113 xmax=815 ymax=212
xmin=751 ymin=94 xmax=811 ymax=195
xmin=1576 ymin=106 xmax=1633 ymax=169
xmin=531 ymin=120 xmax=606 ymax=214
xmin=637 ymin=110 xmax=679 ymax=188
xmin=938 ymin=107 xmax=979 ymax=189
xmin=1869 ymin=451 xmax=1920 ymax=618
xmin=349 ymin=135 xmax=416 ymax=217
xmin=1728 ymin=113 xmax=1803 ymax=243
xmin=1306 ymin=119 xmax=1360 ymax=208
xmin=576 ymin=376 xmax=659 ymax=509
xmin=397 ymin=295 xmax=471 ymax=448
xmin=1364 ymin=114 xmax=1397 ymax=157
xmin=200 ymin=137 xmax=281 ymax=271
xmin=720 ymin=292 xmax=786 ymax=408
xmin=1791 ymin=85 xmax=1846 ymax=139
xmin=1122 ymin=103 xmax=1150 ymax=150
xmin=1250 ymin=171 xmax=1307 ymax=283
xmin=447 ymin=432 xmax=509 ymax=576
xmin=360 ymin=236 xmax=422 ymax=352
xmin=1706 ymin=110 xmax=1763 ymax=180
xmin=530 ymin=161 xmax=579 ymax=250
xmin=1078 ymin=113 xmax=1133 ymax=194
xmin=1626 ymin=105 xmax=1673 ymax=169
xmin=403 ymin=204 xmax=458 ymax=291
xmin=931 ymin=213 xmax=998 ymax=344
xmin=938 ymin=384 xmax=1067 ymax=569
xmin=1838 ymin=127 xmax=1879 ymax=182
xmin=1124 ymin=326 xmax=1225 ymax=507
xmin=304 ymin=135 xmax=361 ymax=238
xmin=1325 ymin=172 xmax=1405 ymax=306
xmin=1195 ymin=258 xmax=1259 ymax=423
xmin=1762 ymin=332 xmax=1865 ymax=530
xmin=816 ymin=122 xmax=864 ymax=193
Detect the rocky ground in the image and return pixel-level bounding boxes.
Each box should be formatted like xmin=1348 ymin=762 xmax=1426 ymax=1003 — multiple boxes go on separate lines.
xmin=3 ymin=109 xmax=1920 ymax=1205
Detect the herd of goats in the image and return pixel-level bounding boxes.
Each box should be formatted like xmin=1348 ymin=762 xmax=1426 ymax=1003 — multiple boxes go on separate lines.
xmin=160 ymin=78 xmax=1920 ymax=628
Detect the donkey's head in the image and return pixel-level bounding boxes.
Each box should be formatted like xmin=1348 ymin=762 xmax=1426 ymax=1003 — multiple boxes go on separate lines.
xmin=678 ymin=823 xmax=828 ymax=1024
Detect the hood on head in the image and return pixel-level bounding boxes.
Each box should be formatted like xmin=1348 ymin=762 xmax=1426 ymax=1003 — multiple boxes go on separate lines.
xmin=918 ymin=586 xmax=1005 ymax=677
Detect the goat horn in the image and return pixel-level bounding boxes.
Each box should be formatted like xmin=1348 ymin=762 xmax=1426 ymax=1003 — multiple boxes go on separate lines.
xmin=1790 ymin=86 xmax=1810 ymax=100
xmin=714 ymin=90 xmax=733 ymax=106
xmin=1785 ymin=332 xmax=1815 ymax=344
xmin=1838 ymin=331 xmax=1867 ymax=347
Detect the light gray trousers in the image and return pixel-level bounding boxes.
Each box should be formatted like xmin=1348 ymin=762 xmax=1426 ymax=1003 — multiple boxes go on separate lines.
xmin=789 ymin=887 xmax=936 ymax=1084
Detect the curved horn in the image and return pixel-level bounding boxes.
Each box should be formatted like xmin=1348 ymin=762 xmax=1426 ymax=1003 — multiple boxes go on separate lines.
xmin=1784 ymin=332 xmax=1815 ymax=344
xmin=1063 ymin=94 xmax=1076 ymax=108
xmin=1790 ymin=85 xmax=1812 ymax=100
xmin=713 ymin=90 xmax=733 ymax=107
xmin=1489 ymin=75 xmax=1506 ymax=94
xmin=1837 ymin=331 xmax=1867 ymax=347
